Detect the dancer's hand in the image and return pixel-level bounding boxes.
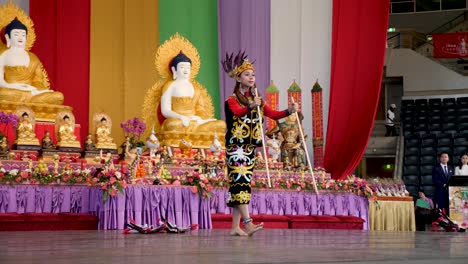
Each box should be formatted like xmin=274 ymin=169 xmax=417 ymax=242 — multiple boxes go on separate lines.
xmin=250 ymin=96 xmax=262 ymax=108
xmin=288 ymin=102 xmax=299 ymax=113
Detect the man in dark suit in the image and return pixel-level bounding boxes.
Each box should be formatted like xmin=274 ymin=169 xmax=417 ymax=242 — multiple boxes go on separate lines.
xmin=432 ymin=151 xmax=453 ymax=216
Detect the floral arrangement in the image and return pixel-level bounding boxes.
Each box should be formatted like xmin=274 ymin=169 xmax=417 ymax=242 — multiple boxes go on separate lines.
xmin=0 ymin=162 xmax=90 ymax=185
xmin=120 ymin=117 xmax=146 ymax=148
xmin=86 ymin=168 xmax=127 ymax=202
xmin=0 ymin=111 xmax=20 ymax=140
xmin=368 ymin=177 xmax=408 ymax=197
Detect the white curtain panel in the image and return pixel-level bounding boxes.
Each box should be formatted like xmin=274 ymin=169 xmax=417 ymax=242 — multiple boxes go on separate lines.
xmin=271 ymin=0 xmax=332 ymax=163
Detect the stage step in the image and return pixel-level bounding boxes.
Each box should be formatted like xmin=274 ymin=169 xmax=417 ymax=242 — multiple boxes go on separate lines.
xmin=211 ymin=214 xmax=365 ymax=230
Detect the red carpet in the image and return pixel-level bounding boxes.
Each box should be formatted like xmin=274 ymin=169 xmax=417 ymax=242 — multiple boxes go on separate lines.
xmin=0 ymin=213 xmax=98 ymax=231
xmin=211 ymin=214 xmax=365 ymax=230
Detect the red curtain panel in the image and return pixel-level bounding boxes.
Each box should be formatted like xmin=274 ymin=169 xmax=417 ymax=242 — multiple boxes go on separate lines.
xmin=324 ymin=0 xmax=390 ymax=179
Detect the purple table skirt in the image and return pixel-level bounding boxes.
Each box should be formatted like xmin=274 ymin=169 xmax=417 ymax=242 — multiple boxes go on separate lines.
xmin=0 ymin=185 xmax=211 ymax=230
xmin=210 ymin=189 xmax=370 ymax=230
xmin=0 ymin=185 xmax=369 ymax=230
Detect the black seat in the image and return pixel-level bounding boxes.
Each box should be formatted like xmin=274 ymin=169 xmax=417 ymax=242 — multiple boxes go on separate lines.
xmin=453 ymin=134 xmax=468 ymax=146
xmin=457 ymin=115 xmax=468 ymax=123
xmin=420 ymin=155 xmax=437 ymax=165
xmin=421 ymin=134 xmax=437 ymax=147
xmin=402 ymin=99 xmax=415 ymax=108
xmin=458 ymin=122 xmax=468 ymax=131
xmin=443 ymin=98 xmax=456 ymax=108
xmin=420 ymin=185 xmax=436 ymax=198
xmin=405 ymin=155 xmax=420 ymax=166
xmin=405 ymin=146 xmax=419 ymax=156
xmin=437 ymin=146 xmax=452 ymax=156
xmin=457 ymin=97 xmax=468 ymax=107
xmin=415 ymin=115 xmax=428 ymax=124
xmin=415 ymin=99 xmax=428 ymax=108
xmin=420 ymin=146 xmax=436 ymax=156
xmin=404 ymin=165 xmax=420 ymax=176
xmin=405 ymin=184 xmax=419 ymax=197
xmin=402 ymin=175 xmax=420 ymax=185
xmin=438 ymin=137 xmax=452 ymax=147
xmin=420 ymin=174 xmax=433 ymax=185
xmin=453 ymin=146 xmax=468 ymax=158
xmin=428 ymin=123 xmax=442 ymax=131
xmin=443 ymin=114 xmax=457 ymax=123
xmin=405 ymin=136 xmax=420 ymax=147
xmin=429 ymin=98 xmax=442 ymax=108
xmin=443 ymin=122 xmax=457 ymax=131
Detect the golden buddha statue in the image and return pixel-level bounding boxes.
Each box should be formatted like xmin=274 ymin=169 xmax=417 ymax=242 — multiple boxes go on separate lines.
xmin=55 ymin=111 xmax=80 ymax=149
xmin=143 ymin=33 xmax=226 ymax=148
xmin=93 ymin=113 xmax=117 ymax=150
xmin=15 ymin=106 xmax=39 ymax=146
xmin=0 ymin=2 xmax=71 ymax=121
xmin=41 ymin=130 xmax=55 ymax=150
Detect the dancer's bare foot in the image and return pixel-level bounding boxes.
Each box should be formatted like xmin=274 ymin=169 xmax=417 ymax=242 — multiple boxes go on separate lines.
xmin=229 ymin=228 xmax=248 ymax=236
xmin=245 ymin=222 xmax=264 ymax=236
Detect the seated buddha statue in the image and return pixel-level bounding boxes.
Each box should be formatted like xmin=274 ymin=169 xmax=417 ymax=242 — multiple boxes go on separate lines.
xmin=0 ymin=18 xmax=64 ymax=105
xmin=16 ymin=112 xmax=39 ymax=146
xmin=143 ymin=34 xmax=225 ymax=149
xmin=56 ymin=115 xmax=80 ymax=149
xmin=84 ymin=134 xmax=97 ymax=151
xmin=41 ymin=131 xmax=55 ymax=150
xmin=95 ymin=117 xmax=117 ymax=150
xmin=0 ymin=136 xmax=9 ymax=154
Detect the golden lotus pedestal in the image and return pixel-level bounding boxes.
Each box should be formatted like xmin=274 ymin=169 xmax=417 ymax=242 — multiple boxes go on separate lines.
xmin=0 ymin=101 xmax=73 ymax=122
xmin=158 ymin=131 xmax=225 ymax=149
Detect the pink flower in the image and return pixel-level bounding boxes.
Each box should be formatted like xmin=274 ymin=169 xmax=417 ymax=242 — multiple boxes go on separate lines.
xmin=20 ymin=171 xmax=29 ymax=179
xmin=191 ymin=186 xmax=198 ymax=194
xmin=110 ymin=188 xmax=118 ymax=196
xmin=109 ymin=177 xmax=116 ymax=184
xmin=172 ymin=180 xmax=181 ymax=186
xmin=296 ymin=186 xmax=302 ymax=192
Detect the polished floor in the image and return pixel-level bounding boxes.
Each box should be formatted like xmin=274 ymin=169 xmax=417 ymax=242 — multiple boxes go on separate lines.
xmin=0 ymin=229 xmax=467 ymax=264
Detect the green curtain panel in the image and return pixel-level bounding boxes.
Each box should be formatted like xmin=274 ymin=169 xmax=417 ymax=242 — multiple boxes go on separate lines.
xmin=159 ymin=0 xmax=221 ymax=118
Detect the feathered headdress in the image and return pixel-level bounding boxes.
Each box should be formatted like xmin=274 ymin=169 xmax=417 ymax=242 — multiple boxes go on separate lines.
xmin=221 ymin=51 xmax=255 ymax=78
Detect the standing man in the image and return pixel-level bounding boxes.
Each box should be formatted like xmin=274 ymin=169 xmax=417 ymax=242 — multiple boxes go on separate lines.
xmin=385 ymin=103 xmax=397 ymax=136
xmin=432 ymin=151 xmax=453 ymax=216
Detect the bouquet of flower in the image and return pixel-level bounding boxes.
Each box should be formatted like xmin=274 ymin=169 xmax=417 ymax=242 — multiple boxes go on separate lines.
xmin=86 ymin=168 xmax=127 ymax=202
xmin=177 ymin=171 xmax=213 ymax=198
xmin=0 ymin=111 xmax=20 ymax=140
xmin=120 ymin=117 xmax=146 ymax=148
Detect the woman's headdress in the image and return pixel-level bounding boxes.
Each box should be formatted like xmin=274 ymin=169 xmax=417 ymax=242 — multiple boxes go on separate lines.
xmin=221 ymin=51 xmax=255 ymax=78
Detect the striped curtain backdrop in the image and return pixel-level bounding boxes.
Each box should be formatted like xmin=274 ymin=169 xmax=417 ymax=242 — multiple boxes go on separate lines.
xmin=6 ymin=0 xmax=388 ymax=178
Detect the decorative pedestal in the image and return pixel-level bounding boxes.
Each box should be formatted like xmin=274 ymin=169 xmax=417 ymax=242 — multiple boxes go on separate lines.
xmin=97 ymin=148 xmax=118 ymax=154
xmin=9 ymin=150 xmax=39 ymax=161
xmin=15 ymin=144 xmax=41 ymax=151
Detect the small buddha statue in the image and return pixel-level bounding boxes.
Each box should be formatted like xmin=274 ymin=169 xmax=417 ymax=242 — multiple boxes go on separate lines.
xmin=143 ymin=34 xmax=226 ymax=148
xmin=16 ymin=112 xmax=39 ymax=146
xmin=210 ymin=132 xmax=222 ymax=157
xmin=0 ymin=136 xmax=9 ymax=154
xmin=84 ymin=133 xmax=96 ymax=151
xmin=125 ymin=144 xmax=140 ymax=179
xmin=95 ymin=117 xmax=117 ymax=149
xmin=277 ymin=114 xmax=306 ymax=168
xmin=0 ymin=18 xmax=63 ymax=104
xmin=145 ymin=128 xmax=160 ymax=157
xmin=56 ymin=114 xmax=80 ymax=148
xmin=267 ymin=135 xmax=281 ymax=163
xmin=41 ymin=131 xmax=55 ymax=149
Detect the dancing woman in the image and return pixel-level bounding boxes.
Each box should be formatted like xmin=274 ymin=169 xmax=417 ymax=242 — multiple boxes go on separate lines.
xmin=222 ymin=52 xmax=298 ymax=236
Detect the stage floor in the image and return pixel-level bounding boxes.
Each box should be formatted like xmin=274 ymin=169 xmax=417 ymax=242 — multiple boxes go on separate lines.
xmin=0 ymin=229 xmax=467 ymax=264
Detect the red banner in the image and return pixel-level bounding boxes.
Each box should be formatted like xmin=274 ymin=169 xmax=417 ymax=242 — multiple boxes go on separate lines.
xmin=433 ymin=32 xmax=468 ymax=58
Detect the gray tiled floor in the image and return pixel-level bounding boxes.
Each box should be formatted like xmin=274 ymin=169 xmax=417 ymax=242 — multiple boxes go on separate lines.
xmin=0 ymin=229 xmax=467 ymax=264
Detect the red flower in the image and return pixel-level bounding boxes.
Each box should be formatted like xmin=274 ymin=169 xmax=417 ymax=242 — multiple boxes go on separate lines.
xmin=109 ymin=177 xmax=116 ymax=184
xmin=191 ymin=186 xmax=198 ymax=194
